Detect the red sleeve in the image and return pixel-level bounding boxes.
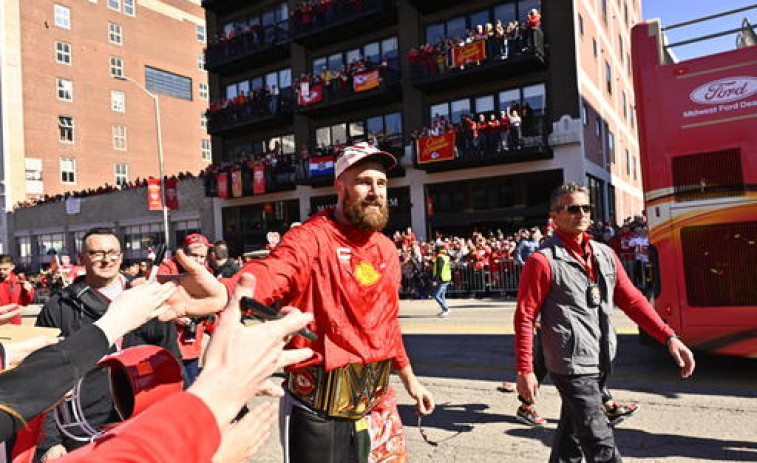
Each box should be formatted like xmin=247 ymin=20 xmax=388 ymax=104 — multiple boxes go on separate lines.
xmin=222 ymin=225 xmax=315 ymax=305
xmin=19 ymin=285 xmax=34 ymax=306
xmin=157 ymin=259 xmax=178 ymax=276
xmin=513 ymin=253 xmax=551 ymax=374
xmin=54 ymin=392 xmax=221 ymax=463
xmin=611 ymin=253 xmax=674 ymax=343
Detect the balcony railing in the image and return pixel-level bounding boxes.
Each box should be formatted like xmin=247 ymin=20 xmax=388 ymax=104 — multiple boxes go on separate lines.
xmin=291 ymin=0 xmax=397 ymax=46
xmin=413 ymin=115 xmax=551 ymax=173
xmin=409 ymin=29 xmax=545 ymax=90
xmin=295 ymin=66 xmax=401 ymax=116
xmin=297 ymin=143 xmax=405 ymax=187
xmin=205 ymin=23 xmax=290 ymax=73
xmin=207 ymin=89 xmax=294 ymax=136
xmin=203 ymin=162 xmax=298 ymax=198
xmin=202 ymin=0 xmax=260 ymax=14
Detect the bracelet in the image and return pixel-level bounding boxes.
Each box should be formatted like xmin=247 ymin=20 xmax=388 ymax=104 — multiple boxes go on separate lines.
xmin=665 ymin=334 xmax=679 ymax=346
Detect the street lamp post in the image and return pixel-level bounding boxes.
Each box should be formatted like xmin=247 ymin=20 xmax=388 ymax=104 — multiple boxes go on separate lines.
xmin=114 ymin=75 xmax=171 ymax=250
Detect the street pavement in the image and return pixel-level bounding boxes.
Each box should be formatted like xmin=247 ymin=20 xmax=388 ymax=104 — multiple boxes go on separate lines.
xmin=251 ymin=297 xmax=757 ymax=463
xmin=23 ymin=298 xmax=757 ymax=462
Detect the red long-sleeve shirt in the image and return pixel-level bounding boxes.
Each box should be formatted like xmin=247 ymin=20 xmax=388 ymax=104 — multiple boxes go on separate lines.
xmin=0 ymin=274 xmax=35 ymax=325
xmin=513 ymin=230 xmax=674 ymax=373
xmin=53 ymin=392 xmax=220 ymax=463
xmin=223 ymin=209 xmax=410 ymax=372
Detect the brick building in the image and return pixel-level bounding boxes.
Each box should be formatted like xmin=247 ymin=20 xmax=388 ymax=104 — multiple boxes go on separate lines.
xmin=0 ymin=0 xmax=210 ymax=252
xmin=202 ymin=0 xmax=644 ymax=254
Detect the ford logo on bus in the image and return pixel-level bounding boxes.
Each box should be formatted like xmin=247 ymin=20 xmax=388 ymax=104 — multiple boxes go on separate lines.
xmin=689 ymin=76 xmax=757 ymax=105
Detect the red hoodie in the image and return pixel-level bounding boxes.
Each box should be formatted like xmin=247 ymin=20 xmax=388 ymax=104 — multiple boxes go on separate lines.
xmin=0 ymin=273 xmax=35 ymax=325
xmin=224 ymin=209 xmax=409 ymax=372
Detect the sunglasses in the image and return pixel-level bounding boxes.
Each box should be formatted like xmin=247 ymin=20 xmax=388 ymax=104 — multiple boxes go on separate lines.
xmin=560 ymin=204 xmax=591 ymax=214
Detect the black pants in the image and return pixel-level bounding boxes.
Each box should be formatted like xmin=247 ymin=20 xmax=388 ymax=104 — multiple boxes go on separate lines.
xmin=289 ymin=405 xmax=365 ymax=463
xmin=549 ymin=373 xmax=622 ymax=463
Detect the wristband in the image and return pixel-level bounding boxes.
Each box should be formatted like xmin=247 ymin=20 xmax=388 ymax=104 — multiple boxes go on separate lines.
xmin=665 ymin=334 xmax=678 ymax=346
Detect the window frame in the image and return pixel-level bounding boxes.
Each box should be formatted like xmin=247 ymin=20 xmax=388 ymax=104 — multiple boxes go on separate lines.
xmin=107 ymin=0 xmax=121 ymax=12
xmin=54 ymin=4 xmax=71 ymax=29
xmin=58 ymin=116 xmax=74 ymax=143
xmin=111 ymin=90 xmax=126 ymax=112
xmin=115 ymin=163 xmax=129 ymax=187
xmin=55 ymin=41 xmax=72 ymax=65
xmin=60 ymin=157 xmax=77 ymax=184
xmin=123 ymin=0 xmax=135 ymax=16
xmin=113 ymin=125 xmax=128 ymax=151
xmin=198 ymin=82 xmax=209 ymax=100
xmin=56 ymin=78 xmax=73 ymax=102
xmin=201 ymin=139 xmax=212 ymax=161
xmin=110 ymin=56 xmax=124 ymax=78
xmin=108 ymin=22 xmax=123 ymax=45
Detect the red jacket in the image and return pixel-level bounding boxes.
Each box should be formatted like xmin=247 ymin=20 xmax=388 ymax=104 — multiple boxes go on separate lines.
xmin=224 ymin=209 xmax=410 ymax=372
xmin=52 ymin=392 xmax=220 ymax=463
xmin=0 ymin=274 xmax=35 ymax=325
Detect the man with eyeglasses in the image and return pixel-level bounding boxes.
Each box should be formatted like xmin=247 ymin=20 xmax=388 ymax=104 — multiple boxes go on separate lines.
xmin=35 ymin=228 xmax=180 ymax=462
xmin=513 ymin=183 xmax=695 ymax=463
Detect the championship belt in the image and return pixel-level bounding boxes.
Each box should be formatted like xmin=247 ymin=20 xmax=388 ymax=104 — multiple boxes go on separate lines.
xmin=287 ymin=360 xmax=391 ymax=420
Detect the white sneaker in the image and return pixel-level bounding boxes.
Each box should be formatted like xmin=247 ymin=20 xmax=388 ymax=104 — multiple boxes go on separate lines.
xmin=437 ymin=310 xmax=450 ymax=318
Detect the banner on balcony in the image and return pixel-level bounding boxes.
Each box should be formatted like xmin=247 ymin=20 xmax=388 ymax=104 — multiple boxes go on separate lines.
xmin=450 ymin=40 xmax=486 ymax=68
xmin=309 ymin=155 xmax=334 ymax=177
xmin=230 ymin=169 xmax=243 ymax=198
xmin=298 ymin=82 xmax=323 ymax=106
xmin=165 ymin=177 xmax=179 ymax=210
xmin=253 ymin=166 xmax=266 ymax=194
xmin=353 ymin=70 xmax=380 ymax=92
xmin=217 ymin=173 xmax=229 ymax=199
xmin=147 ymin=178 xmax=163 ymax=210
xmin=417 ymin=133 xmax=456 ymax=164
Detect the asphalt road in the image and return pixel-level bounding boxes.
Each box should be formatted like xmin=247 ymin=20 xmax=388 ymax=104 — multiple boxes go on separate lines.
xmin=253 ymin=297 xmax=757 ymax=463
xmin=24 ymin=299 xmax=757 ymax=462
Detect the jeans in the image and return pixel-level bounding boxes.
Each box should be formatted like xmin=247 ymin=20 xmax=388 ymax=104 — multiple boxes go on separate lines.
xmin=433 ymin=282 xmax=450 ymax=312
xmin=182 ymin=358 xmax=200 ymax=386
xmin=550 ymin=373 xmax=622 ymax=463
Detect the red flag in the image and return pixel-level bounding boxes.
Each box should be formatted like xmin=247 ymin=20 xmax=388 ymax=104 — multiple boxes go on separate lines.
xmin=298 ymin=83 xmax=323 ymax=106
xmin=147 ymin=177 xmax=163 ymax=210
xmin=165 ymin=177 xmax=179 ymax=210
xmin=353 ymin=70 xmax=380 ymax=92
xmin=231 ymin=169 xmax=243 ymax=198
xmin=253 ymin=166 xmax=266 ymax=194
xmin=417 ymin=133 xmax=456 ymax=164
xmin=217 ymin=172 xmax=229 ymax=199
xmin=451 ymin=40 xmax=487 ymax=67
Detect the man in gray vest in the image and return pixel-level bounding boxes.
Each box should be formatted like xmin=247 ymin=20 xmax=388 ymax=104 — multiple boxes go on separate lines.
xmin=513 ymin=183 xmax=695 ymax=463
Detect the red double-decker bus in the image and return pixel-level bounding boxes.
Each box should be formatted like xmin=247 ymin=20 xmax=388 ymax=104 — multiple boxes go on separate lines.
xmin=631 ymin=9 xmax=757 ymax=356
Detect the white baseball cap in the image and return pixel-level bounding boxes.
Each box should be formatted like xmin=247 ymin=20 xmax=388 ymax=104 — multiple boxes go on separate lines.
xmin=334 ymin=142 xmax=397 ymax=178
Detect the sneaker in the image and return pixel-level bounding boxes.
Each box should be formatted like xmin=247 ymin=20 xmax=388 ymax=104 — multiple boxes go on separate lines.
xmin=516 ymin=405 xmax=546 ymax=427
xmin=496 ymin=382 xmax=516 ymax=393
xmin=437 ymin=310 xmax=450 ymax=318
xmin=604 ymin=400 xmax=639 ymax=427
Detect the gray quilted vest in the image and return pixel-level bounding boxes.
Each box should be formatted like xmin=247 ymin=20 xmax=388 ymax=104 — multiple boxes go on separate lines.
xmin=537 ymin=236 xmax=618 ymax=375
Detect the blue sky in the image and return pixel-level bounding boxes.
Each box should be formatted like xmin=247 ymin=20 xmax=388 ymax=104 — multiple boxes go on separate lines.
xmin=641 ymin=1 xmax=756 ymax=61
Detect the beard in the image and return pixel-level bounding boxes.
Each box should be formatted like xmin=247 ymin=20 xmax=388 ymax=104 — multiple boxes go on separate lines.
xmin=343 ymin=193 xmax=390 ymax=232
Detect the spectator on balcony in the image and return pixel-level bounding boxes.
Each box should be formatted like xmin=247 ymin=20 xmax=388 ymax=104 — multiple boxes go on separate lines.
xmin=460 ymin=115 xmax=475 ymax=155
xmin=475 ymin=113 xmax=488 ymax=154
xmin=499 ymin=109 xmax=511 ymax=151
xmin=495 ymin=20 xmax=509 ymax=60
xmin=508 ymin=106 xmax=522 ymax=150
xmin=269 ymin=85 xmax=280 ymax=114
xmin=487 ymin=113 xmax=501 ymax=153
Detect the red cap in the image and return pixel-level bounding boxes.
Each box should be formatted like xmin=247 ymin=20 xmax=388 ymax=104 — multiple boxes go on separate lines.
xmin=183 ymin=233 xmax=212 ymax=248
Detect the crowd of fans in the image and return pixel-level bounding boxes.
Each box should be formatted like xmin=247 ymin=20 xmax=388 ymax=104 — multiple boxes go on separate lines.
xmin=12 ymin=172 xmax=199 ymax=211
xmin=206 ymin=18 xmax=289 ymax=62
xmin=394 ymin=216 xmax=651 ymax=299
xmin=291 ymin=0 xmax=383 ymax=33
xmin=294 ymin=56 xmax=398 ymax=106
xmin=411 ymin=103 xmax=544 ymax=158
xmin=206 ymin=85 xmax=291 ymax=129
xmin=408 ymin=9 xmax=543 ymax=79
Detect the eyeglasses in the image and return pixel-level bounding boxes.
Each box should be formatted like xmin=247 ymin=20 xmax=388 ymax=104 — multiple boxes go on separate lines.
xmin=560 ymin=204 xmax=591 ymax=214
xmin=86 ymin=250 xmax=123 ymax=261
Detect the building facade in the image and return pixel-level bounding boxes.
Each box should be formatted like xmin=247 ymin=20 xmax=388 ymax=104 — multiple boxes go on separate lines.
xmin=1 ymin=0 xmax=210 ymax=252
xmin=202 ymin=0 xmax=644 ymax=254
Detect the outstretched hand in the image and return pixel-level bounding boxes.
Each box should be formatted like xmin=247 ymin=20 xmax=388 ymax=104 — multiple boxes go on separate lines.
xmin=158 ymin=249 xmax=229 ymax=321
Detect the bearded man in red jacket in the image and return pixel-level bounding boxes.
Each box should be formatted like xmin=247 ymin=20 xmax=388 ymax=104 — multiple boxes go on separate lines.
xmin=169 ymin=142 xmax=435 ymax=463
